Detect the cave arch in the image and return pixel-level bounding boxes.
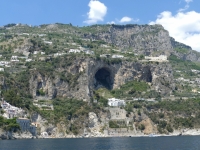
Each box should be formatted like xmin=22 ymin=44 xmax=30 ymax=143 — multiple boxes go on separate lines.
xmin=94 ymin=67 xmax=113 ymax=90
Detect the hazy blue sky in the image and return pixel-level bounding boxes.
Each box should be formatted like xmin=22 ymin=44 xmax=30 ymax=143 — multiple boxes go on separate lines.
xmin=1 ymin=0 xmax=200 ymax=50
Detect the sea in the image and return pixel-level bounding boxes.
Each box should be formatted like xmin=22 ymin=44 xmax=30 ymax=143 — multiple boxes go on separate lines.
xmin=0 ymin=136 xmax=200 ymax=150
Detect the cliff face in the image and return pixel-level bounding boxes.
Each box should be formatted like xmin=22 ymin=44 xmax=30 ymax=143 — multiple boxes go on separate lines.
xmin=83 ymin=24 xmax=173 ymax=56
xmin=29 ymin=58 xmax=175 ymax=100
xmin=29 ymin=58 xmax=90 ymax=101
xmin=82 ymin=24 xmax=200 ymax=62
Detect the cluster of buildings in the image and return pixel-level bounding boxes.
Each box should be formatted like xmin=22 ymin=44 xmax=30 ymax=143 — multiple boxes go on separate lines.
xmin=176 ymin=77 xmax=190 ymax=82
xmin=0 ymin=100 xmax=25 ymax=119
xmin=0 ymin=55 xmax=34 ymax=71
xmin=68 ymin=48 xmax=94 ymax=55
xmin=191 ymin=69 xmax=200 ymax=74
xmin=100 ymin=54 xmax=124 ymax=58
xmin=0 ymin=61 xmax=10 ymax=68
xmin=144 ymin=55 xmax=168 ymax=62
xmin=10 ymin=56 xmax=19 ymax=62
xmin=43 ymin=41 xmax=52 ymax=45
xmin=53 ymin=52 xmax=66 ymax=57
xmin=108 ymin=98 xmax=126 ymax=107
xmin=0 ymin=100 xmax=38 ymax=135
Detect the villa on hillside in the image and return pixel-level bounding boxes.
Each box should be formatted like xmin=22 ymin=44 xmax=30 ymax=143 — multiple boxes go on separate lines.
xmin=1 ymin=100 xmax=25 ymax=119
xmin=144 ymin=55 xmax=168 ymax=62
xmin=69 ymin=49 xmax=80 ymax=53
xmin=11 ymin=56 xmax=19 ymax=62
xmin=108 ymin=98 xmax=126 ymax=107
xmin=112 ymin=55 xmax=124 ymax=58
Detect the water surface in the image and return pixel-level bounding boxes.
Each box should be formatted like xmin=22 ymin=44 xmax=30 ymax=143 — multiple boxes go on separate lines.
xmin=1 ymin=136 xmax=200 ymax=150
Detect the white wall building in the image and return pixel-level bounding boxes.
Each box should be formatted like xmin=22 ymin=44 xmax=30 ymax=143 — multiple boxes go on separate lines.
xmin=108 ymin=98 xmax=126 ymax=107
xmin=44 ymin=41 xmax=52 ymax=44
xmin=0 ymin=61 xmax=10 ymax=65
xmin=145 ymin=55 xmax=168 ymax=62
xmin=83 ymin=50 xmax=94 ymax=55
xmin=33 ymin=51 xmax=38 ymax=55
xmin=112 ymin=55 xmax=124 ymax=58
xmin=11 ymin=56 xmax=19 ymax=62
xmin=1 ymin=100 xmax=24 ymax=119
xmin=54 ymin=52 xmax=66 ymax=57
xmin=69 ymin=49 xmax=80 ymax=53
xmin=41 ymin=52 xmax=45 ymax=55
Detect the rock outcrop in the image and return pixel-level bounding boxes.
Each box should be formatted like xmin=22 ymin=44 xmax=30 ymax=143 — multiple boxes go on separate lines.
xmin=29 ymin=58 xmax=174 ymax=100
xmin=83 ymin=24 xmax=173 ymax=56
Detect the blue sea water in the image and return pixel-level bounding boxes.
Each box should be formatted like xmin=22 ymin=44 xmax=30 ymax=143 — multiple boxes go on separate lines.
xmin=0 ymin=136 xmax=200 ymax=150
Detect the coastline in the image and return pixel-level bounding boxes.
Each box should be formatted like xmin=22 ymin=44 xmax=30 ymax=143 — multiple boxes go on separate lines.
xmin=3 ymin=129 xmax=200 ymax=140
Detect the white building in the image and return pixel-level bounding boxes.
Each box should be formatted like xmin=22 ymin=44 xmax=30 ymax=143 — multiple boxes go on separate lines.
xmin=22 ymin=33 xmax=30 ymax=36
xmin=83 ymin=50 xmax=94 ymax=55
xmin=145 ymin=55 xmax=168 ymax=62
xmin=112 ymin=55 xmax=124 ymax=58
xmin=38 ymin=34 xmax=46 ymax=37
xmin=0 ymin=68 xmax=4 ymax=72
xmin=177 ymin=77 xmax=190 ymax=82
xmin=0 ymin=61 xmax=10 ymax=65
xmin=44 ymin=41 xmax=52 ymax=44
xmin=108 ymin=98 xmax=126 ymax=107
xmin=33 ymin=51 xmax=38 ymax=55
xmin=69 ymin=49 xmax=80 ymax=53
xmin=54 ymin=52 xmax=66 ymax=57
xmin=191 ymin=69 xmax=200 ymax=73
xmin=1 ymin=100 xmax=24 ymax=119
xmin=11 ymin=56 xmax=19 ymax=62
xmin=26 ymin=59 xmax=32 ymax=62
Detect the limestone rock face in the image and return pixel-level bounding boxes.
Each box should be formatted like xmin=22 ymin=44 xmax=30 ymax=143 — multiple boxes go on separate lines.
xmin=88 ymin=112 xmax=99 ymax=128
xmin=86 ymin=112 xmax=107 ymax=137
xmin=29 ymin=58 xmax=175 ymax=100
xmin=83 ymin=24 xmax=173 ymax=56
xmin=88 ymin=60 xmax=175 ymax=96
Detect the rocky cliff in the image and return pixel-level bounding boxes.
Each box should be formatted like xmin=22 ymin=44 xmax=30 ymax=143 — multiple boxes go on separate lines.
xmin=81 ymin=24 xmax=200 ymax=62
xmin=82 ymin=24 xmax=173 ymax=56
xmin=29 ymin=57 xmax=174 ymax=101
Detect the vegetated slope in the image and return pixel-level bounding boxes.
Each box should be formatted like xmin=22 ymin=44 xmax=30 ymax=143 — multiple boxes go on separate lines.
xmin=1 ymin=23 xmax=200 ymax=136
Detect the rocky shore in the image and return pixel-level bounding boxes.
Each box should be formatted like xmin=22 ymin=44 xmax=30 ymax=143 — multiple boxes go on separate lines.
xmin=2 ymin=128 xmax=200 ymax=140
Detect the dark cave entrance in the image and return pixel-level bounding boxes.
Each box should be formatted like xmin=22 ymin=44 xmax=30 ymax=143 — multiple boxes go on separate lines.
xmin=94 ymin=68 xmax=113 ymax=90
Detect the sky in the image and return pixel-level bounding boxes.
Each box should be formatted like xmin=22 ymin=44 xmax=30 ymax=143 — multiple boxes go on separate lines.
xmin=1 ymin=0 xmax=200 ymax=51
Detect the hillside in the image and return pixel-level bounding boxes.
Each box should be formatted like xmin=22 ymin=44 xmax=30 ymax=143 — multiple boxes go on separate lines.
xmin=1 ymin=23 xmax=200 ymax=139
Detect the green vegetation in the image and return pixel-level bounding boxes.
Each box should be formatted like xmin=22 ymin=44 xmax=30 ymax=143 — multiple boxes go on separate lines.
xmin=95 ymin=80 xmax=160 ymax=101
xmin=1 ymin=23 xmax=200 ymax=135
xmin=109 ymin=120 xmax=127 ymax=128
xmin=138 ymin=124 xmax=145 ymax=131
xmin=38 ymin=98 xmax=102 ymax=135
xmin=174 ymin=48 xmax=189 ymax=54
xmin=169 ymin=55 xmax=200 ymax=74
xmin=146 ymin=98 xmax=200 ymax=131
xmin=109 ymin=120 xmax=119 ymax=128
xmin=0 ymin=116 xmax=20 ymax=132
xmin=111 ymin=80 xmax=157 ymax=99
xmin=93 ymin=90 xmax=108 ymax=107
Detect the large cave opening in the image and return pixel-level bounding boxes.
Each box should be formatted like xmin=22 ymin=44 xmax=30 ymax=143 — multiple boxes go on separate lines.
xmin=94 ymin=68 xmax=113 ymax=90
